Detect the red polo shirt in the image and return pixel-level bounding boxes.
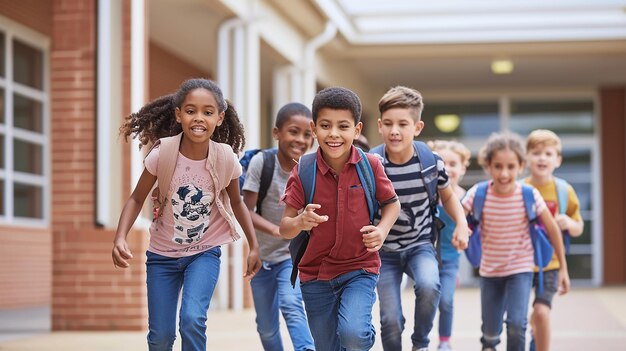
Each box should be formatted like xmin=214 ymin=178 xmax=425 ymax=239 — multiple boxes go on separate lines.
xmin=282 ymin=146 xmax=397 ymax=282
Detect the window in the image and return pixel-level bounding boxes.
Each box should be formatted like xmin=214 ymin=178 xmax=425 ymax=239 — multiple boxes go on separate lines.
xmin=0 ymin=25 xmax=49 ymax=225
xmin=421 ymin=102 xmax=499 ymax=138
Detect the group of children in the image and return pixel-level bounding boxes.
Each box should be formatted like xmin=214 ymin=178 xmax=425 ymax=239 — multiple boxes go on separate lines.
xmin=111 ymin=77 xmax=583 ymax=351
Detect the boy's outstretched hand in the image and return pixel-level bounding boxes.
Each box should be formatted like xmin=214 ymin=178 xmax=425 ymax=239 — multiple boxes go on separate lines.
xmin=112 ymin=239 xmax=133 ymax=268
xmin=361 ymin=225 xmax=386 ymax=252
xmin=299 ymin=203 xmax=329 ymax=231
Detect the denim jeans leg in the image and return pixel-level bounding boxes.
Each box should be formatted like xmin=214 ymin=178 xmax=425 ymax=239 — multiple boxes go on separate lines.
xmin=377 ymin=250 xmax=405 ymax=351
xmin=178 ymin=247 xmax=221 ymax=351
xmin=146 ymin=251 xmax=184 ymax=351
xmin=336 ymin=270 xmax=378 ymax=351
xmin=438 ymin=258 xmax=459 ymax=338
xmin=480 ymin=276 xmax=506 ymax=350
xmin=503 ymin=272 xmax=533 ymax=351
xmin=405 ymin=244 xmax=441 ymax=349
xmin=301 ymin=278 xmax=340 ymax=351
xmin=251 ymin=262 xmax=282 ymax=351
xmin=275 ymin=260 xmax=315 ymax=351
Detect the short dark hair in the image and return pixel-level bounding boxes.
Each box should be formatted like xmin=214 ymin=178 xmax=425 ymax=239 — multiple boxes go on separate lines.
xmin=312 ymin=87 xmax=362 ymax=124
xmin=275 ymin=102 xmax=312 ymax=128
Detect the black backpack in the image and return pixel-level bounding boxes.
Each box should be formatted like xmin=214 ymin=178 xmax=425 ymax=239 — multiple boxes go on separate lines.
xmin=239 ymin=148 xmax=278 ymax=215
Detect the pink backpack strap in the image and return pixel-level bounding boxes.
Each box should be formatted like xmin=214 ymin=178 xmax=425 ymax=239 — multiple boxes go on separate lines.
xmin=146 ymin=133 xmax=182 ymax=218
xmin=206 ymin=140 xmax=236 ymax=191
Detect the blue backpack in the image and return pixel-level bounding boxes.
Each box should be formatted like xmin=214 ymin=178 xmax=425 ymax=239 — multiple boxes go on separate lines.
xmin=239 ymin=148 xmax=278 ymax=216
xmin=554 ymin=177 xmax=572 ymax=253
xmin=288 ymin=147 xmax=378 ymax=287
xmin=370 ymin=141 xmax=443 ymax=254
xmin=465 ymin=181 xmax=554 ymax=294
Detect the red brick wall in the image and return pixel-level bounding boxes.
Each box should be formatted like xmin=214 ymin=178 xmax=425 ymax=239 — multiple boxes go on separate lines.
xmin=0 ymin=226 xmax=52 ymax=308
xmin=0 ymin=0 xmax=53 ymax=36
xmin=0 ymin=0 xmax=54 ymax=313
xmin=600 ymin=86 xmax=626 ymax=284
xmin=50 ymin=0 xmax=148 ymax=330
xmin=148 ymin=41 xmax=210 ymax=100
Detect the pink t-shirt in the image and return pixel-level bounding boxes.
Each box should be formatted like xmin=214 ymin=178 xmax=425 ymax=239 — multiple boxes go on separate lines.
xmin=462 ymin=182 xmax=547 ymax=278
xmin=144 ymin=145 xmax=242 ymax=257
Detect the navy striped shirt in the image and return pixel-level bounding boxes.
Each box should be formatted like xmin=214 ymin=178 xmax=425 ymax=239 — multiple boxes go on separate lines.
xmin=375 ymin=151 xmax=449 ymax=252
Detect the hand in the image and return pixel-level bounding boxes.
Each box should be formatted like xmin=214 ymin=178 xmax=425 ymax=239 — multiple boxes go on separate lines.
xmin=558 ymin=267 xmax=570 ymax=295
xmin=361 ymin=225 xmax=385 ymax=252
xmin=452 ymin=226 xmax=470 ymax=251
xmin=244 ymin=248 xmax=262 ymax=279
xmin=299 ymin=204 xmax=328 ymax=231
xmin=270 ymin=226 xmax=282 ymax=238
xmin=555 ymin=214 xmax=570 ymax=232
xmin=112 ymin=239 xmax=133 ymax=268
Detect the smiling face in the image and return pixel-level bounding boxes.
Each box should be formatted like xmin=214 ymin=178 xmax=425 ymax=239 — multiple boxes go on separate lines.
xmin=486 ymin=148 xmax=524 ymax=194
xmin=439 ymin=148 xmax=466 ymax=187
xmin=378 ymin=108 xmax=424 ymax=164
xmin=175 ymin=88 xmax=224 ymax=146
xmin=526 ymin=145 xmax=562 ymax=182
xmin=312 ymin=108 xmax=361 ymax=171
xmin=273 ymin=114 xmax=313 ymax=169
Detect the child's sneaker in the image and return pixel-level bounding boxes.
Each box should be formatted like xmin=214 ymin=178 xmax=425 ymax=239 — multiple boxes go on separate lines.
xmin=438 ymin=341 xmax=452 ymax=350
xmin=412 ymin=347 xmax=429 ymax=351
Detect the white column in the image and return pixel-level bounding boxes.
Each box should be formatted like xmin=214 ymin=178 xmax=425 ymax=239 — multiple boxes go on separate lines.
xmin=272 ymin=66 xmax=291 ymax=126
xmin=97 ymin=0 xmax=122 ymax=227
xmin=302 ymin=22 xmax=336 ymax=107
xmin=130 ymin=0 xmax=145 ymax=190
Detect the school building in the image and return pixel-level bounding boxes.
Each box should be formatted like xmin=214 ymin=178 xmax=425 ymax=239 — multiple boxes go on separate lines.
xmin=0 ymin=0 xmax=624 ymax=331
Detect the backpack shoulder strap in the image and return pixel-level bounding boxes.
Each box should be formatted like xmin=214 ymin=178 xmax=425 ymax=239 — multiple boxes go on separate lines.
xmin=355 ymin=148 xmax=378 ymax=223
xmin=370 ymin=144 xmax=384 ymax=158
xmin=256 ymin=148 xmax=277 ymax=215
xmin=414 ymin=141 xmax=438 ymax=205
xmin=521 ymin=184 xmax=538 ymax=222
xmin=472 ymin=181 xmax=490 ymax=223
xmin=210 ymin=141 xmax=237 ymax=191
xmin=298 ymin=153 xmax=317 ymax=205
xmin=554 ymin=177 xmax=569 ymax=215
xmin=289 ymin=152 xmax=317 ymax=287
xmin=156 ymin=133 xmax=182 ymax=201
xmin=145 ymin=133 xmax=182 ymax=218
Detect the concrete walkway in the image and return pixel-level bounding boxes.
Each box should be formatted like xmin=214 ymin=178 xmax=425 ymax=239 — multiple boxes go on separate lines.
xmin=0 ymin=286 xmax=625 ymax=350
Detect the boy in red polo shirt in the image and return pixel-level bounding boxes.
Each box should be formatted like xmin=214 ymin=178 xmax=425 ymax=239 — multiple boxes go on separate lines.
xmin=280 ymin=87 xmax=401 ymax=351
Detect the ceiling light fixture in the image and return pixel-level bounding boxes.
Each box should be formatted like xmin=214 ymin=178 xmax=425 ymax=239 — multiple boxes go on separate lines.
xmin=491 ymin=59 xmax=514 ymax=75
xmin=434 ymin=114 xmax=460 ymax=133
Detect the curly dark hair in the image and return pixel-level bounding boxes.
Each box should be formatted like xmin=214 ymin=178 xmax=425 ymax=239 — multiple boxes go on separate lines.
xmin=119 ymin=78 xmax=246 ymax=153
xmin=312 ymin=87 xmax=362 ymax=124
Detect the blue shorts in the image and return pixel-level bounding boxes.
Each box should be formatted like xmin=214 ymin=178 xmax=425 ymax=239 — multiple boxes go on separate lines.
xmin=532 ymin=269 xmax=559 ymax=308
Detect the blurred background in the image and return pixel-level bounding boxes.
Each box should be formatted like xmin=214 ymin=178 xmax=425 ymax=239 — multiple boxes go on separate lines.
xmin=0 ymin=0 xmax=625 ymax=336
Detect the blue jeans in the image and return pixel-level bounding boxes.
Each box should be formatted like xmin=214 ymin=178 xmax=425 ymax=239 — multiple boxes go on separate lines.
xmin=480 ymin=272 xmax=533 ymax=351
xmin=251 ymin=259 xmax=315 ymax=351
xmin=377 ymin=244 xmax=441 ymax=350
xmin=300 ymin=269 xmax=378 ymax=351
xmin=438 ymin=258 xmax=460 ymax=339
xmin=146 ymin=247 xmax=221 ymax=351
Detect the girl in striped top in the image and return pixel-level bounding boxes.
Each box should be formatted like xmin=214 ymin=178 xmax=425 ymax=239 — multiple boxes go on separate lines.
xmin=461 ymin=133 xmax=568 ymax=351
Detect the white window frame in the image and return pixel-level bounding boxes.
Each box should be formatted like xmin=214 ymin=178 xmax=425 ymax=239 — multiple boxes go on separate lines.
xmin=0 ymin=15 xmax=50 ymax=227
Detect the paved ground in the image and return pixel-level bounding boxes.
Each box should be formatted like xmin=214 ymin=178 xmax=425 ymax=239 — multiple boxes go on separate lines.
xmin=0 ymin=286 xmax=625 ymax=350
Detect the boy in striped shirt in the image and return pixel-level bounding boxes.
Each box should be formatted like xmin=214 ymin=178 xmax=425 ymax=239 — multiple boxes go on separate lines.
xmin=373 ymin=86 xmax=469 ymax=351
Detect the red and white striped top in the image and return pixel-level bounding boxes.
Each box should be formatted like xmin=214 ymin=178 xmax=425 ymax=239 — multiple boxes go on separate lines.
xmin=463 ymin=182 xmax=547 ymax=278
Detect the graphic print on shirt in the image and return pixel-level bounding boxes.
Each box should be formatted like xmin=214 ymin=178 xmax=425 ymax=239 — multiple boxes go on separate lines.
xmin=171 ymin=183 xmax=213 ymax=244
